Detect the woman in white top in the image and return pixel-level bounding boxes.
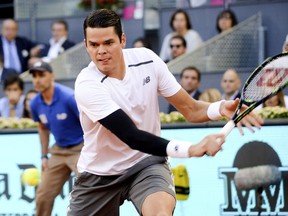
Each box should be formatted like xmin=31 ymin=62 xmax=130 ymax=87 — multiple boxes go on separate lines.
xmin=159 ymin=9 xmax=203 ymax=62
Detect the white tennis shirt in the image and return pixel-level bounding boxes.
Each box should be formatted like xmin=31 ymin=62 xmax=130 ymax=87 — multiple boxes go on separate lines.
xmin=75 ymin=48 xmax=181 ymax=175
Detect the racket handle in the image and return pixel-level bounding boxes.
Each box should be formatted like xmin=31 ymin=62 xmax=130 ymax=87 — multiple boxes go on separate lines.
xmin=216 ymin=120 xmax=236 ymax=145
xmin=219 ymin=120 xmax=236 ymax=137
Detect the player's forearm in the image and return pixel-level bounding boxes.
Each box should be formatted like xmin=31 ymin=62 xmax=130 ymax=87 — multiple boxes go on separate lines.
xmin=166 ymin=88 xmax=221 ymax=122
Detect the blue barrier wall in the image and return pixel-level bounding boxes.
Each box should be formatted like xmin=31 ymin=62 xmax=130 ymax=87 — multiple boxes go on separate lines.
xmin=1 ymin=121 xmax=288 ymax=215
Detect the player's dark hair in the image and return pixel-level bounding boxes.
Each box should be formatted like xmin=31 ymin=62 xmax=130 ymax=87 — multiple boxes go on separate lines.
xmin=216 ymin=9 xmax=238 ymax=33
xmin=180 ymin=66 xmax=201 ymax=82
xmin=170 ymin=9 xmax=192 ymax=31
xmin=83 ymin=9 xmax=123 ymax=43
xmin=3 ymin=74 xmax=24 ymax=91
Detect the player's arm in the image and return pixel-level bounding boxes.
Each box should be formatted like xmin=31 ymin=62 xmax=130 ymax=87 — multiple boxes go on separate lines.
xmin=166 ymin=88 xmax=262 ymax=133
xmin=165 ymin=88 xmax=221 ymax=122
xmin=99 ymin=109 xmax=224 ymax=157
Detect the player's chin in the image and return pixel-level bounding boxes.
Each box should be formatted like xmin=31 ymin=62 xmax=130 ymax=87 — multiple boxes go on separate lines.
xmin=97 ymin=65 xmax=111 ymax=73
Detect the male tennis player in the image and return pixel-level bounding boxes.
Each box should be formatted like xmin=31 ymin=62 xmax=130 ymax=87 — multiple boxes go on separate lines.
xmin=68 ymin=9 xmax=263 ymax=215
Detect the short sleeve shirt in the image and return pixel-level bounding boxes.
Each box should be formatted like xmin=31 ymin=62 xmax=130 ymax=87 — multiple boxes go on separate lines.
xmin=75 ymin=48 xmax=181 ymax=175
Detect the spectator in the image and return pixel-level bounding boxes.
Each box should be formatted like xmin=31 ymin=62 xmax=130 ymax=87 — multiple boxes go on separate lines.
xmin=221 ymin=68 xmax=241 ymax=100
xmin=168 ymin=66 xmax=201 ymax=113
xmin=29 ymin=61 xmax=83 ymax=216
xmin=255 ymin=35 xmax=288 ymax=110
xmin=199 ymin=88 xmax=222 ymax=103
xmin=159 ymin=9 xmax=203 ymax=62
xmin=0 ymin=74 xmax=24 ymax=118
xmin=263 ymin=91 xmax=287 ymax=108
xmin=0 ymin=19 xmax=36 ymax=73
xmin=216 ymin=9 xmax=238 ymax=33
xmin=22 ymin=89 xmax=37 ymax=118
xmin=166 ymin=35 xmax=187 ymax=63
xmin=0 ymin=54 xmax=17 ymax=83
xmin=29 ymin=19 xmax=75 ymax=65
xmin=132 ymin=37 xmax=151 ymax=49
xmin=282 ymin=34 xmax=288 ymax=53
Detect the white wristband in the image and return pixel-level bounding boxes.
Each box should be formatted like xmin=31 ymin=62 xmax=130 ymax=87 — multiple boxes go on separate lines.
xmin=166 ymin=140 xmax=193 ymax=158
xmin=207 ymin=100 xmax=224 ymax=120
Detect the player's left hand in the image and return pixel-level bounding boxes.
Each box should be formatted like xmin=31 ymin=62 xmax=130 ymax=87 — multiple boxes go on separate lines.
xmin=220 ymin=99 xmax=264 ymax=135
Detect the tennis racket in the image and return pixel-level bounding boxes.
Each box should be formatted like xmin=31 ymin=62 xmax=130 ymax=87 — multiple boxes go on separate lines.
xmin=219 ymin=52 xmax=288 ymax=137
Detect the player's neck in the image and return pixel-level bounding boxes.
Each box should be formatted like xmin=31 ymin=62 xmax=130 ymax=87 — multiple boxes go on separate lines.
xmin=104 ymin=61 xmax=126 ymax=80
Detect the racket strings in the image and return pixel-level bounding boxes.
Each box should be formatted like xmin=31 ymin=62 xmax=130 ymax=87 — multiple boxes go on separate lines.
xmin=243 ymin=56 xmax=288 ymax=101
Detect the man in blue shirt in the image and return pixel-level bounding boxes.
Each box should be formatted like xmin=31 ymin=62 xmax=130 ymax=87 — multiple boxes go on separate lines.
xmin=29 ymin=61 xmax=83 ymax=216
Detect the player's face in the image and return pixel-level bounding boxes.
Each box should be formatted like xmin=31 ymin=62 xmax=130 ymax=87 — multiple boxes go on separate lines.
xmin=180 ymin=69 xmax=200 ymax=93
xmin=31 ymin=71 xmax=54 ymax=93
xmin=85 ymin=26 xmax=126 ymax=76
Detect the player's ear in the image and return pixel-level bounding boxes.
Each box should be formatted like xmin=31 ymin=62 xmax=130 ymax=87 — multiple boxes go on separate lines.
xmin=83 ymin=39 xmax=87 ymax=48
xmin=121 ymin=33 xmax=126 ymax=48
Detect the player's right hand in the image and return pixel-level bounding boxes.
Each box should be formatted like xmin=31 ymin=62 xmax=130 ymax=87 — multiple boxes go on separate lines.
xmin=188 ymin=134 xmax=225 ymax=157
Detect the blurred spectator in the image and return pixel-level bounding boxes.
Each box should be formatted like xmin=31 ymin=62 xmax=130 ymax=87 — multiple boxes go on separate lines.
xmin=0 ymin=19 xmax=37 ymax=73
xmin=132 ymin=37 xmax=152 ymax=49
xmin=166 ymin=35 xmax=187 ymax=63
xmin=221 ymin=68 xmax=241 ymax=100
xmin=0 ymin=74 xmax=24 ymax=118
xmin=29 ymin=19 xmax=75 ymax=65
xmin=216 ymin=9 xmax=238 ymax=33
xmin=159 ymin=9 xmax=203 ymax=62
xmin=199 ymin=88 xmax=222 ymax=103
xmin=168 ymin=66 xmax=201 ymax=113
xmin=0 ymin=54 xmax=17 ymax=83
xmin=22 ymin=89 xmax=37 ymax=118
xmin=263 ymin=91 xmax=287 ymax=108
xmin=282 ymin=34 xmax=288 ymax=53
xmin=255 ymin=35 xmax=288 ymax=110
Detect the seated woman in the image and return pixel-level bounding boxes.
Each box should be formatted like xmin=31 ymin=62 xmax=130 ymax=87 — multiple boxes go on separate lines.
xmin=216 ymin=9 xmax=238 ymax=34
xmin=159 ymin=9 xmax=203 ymax=62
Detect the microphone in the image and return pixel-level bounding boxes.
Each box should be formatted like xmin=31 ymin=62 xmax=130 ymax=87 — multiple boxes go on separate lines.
xmin=234 ymin=165 xmax=281 ymax=190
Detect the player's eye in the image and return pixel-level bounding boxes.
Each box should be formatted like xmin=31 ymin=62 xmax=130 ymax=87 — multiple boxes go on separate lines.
xmin=105 ymin=40 xmax=113 ymax=45
xmin=89 ymin=42 xmax=97 ymax=47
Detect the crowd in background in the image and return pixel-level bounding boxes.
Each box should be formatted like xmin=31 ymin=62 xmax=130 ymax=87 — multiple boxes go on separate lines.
xmin=0 ymin=7 xmax=288 ymax=120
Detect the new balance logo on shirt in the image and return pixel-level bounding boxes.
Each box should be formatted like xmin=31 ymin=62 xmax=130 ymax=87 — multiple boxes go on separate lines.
xmin=143 ymin=76 xmax=150 ymax=86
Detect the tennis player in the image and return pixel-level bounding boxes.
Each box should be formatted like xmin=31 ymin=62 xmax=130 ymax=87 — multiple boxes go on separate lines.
xmin=67 ymin=9 xmax=263 ymax=215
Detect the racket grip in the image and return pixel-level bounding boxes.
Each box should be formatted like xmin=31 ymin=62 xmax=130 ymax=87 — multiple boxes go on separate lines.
xmin=216 ymin=120 xmax=236 ymax=145
xmin=219 ymin=120 xmax=236 ymax=137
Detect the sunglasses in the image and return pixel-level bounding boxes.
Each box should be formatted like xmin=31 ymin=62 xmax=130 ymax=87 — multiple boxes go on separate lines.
xmin=170 ymin=44 xmax=183 ymax=49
